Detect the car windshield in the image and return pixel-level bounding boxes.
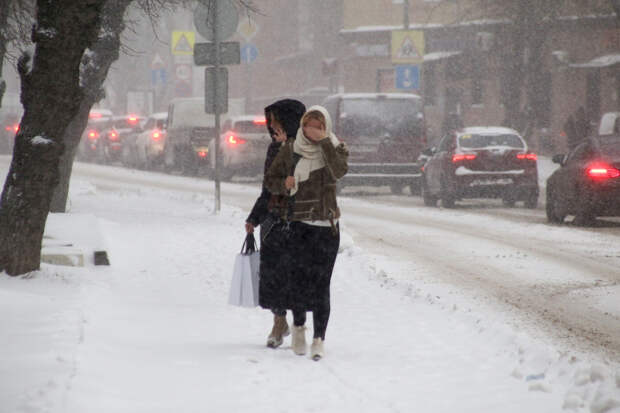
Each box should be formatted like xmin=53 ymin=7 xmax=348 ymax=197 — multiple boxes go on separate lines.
xmin=339 ymin=97 xmax=423 ymax=139
xmin=342 ymin=98 xmax=421 ymax=123
xmin=233 ymin=121 xmax=266 ymax=134
xmin=458 ymin=133 xmax=524 ymax=149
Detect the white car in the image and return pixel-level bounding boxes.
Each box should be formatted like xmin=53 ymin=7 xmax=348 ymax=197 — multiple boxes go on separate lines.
xmin=208 ymin=115 xmax=270 ymax=180
xmin=132 ymin=112 xmax=168 ymax=169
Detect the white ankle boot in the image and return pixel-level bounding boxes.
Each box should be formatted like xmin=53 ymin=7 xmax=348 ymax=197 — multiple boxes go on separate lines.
xmin=311 ymin=338 xmax=324 ymax=361
xmin=291 ymin=325 xmax=307 ymax=355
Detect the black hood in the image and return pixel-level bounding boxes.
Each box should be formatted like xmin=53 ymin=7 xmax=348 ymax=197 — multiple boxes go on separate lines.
xmin=264 ymin=99 xmax=306 ymax=141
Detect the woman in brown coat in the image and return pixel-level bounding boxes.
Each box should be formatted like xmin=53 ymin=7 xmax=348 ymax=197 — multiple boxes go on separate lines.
xmin=264 ymin=106 xmax=348 ymax=360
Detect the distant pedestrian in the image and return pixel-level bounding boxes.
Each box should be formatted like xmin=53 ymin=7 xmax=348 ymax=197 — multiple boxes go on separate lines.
xmin=563 ymin=115 xmax=578 ymax=151
xmin=574 ymin=106 xmax=591 ymax=141
xmin=265 ymin=106 xmax=348 ymax=360
xmin=245 ymin=99 xmax=306 ymax=349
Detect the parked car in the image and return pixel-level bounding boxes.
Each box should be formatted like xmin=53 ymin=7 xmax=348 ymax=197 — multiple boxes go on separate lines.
xmin=129 ymin=112 xmax=168 ymax=169
xmin=99 ymin=114 xmax=144 ymax=164
xmin=78 ymin=108 xmax=113 ymax=162
xmin=321 ymin=93 xmax=427 ymax=194
xmin=546 ymin=116 xmax=620 ymax=225
xmin=207 ymin=115 xmax=269 ymax=180
xmin=421 ymin=127 xmax=539 ymax=208
xmin=164 ymin=98 xmax=216 ymax=175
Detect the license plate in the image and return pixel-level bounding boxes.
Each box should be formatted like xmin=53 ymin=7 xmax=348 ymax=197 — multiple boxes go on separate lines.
xmin=470 ymin=178 xmax=513 ymax=186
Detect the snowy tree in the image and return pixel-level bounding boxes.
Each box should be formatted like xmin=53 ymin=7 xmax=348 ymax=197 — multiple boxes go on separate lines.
xmin=0 ymin=0 xmax=257 ymax=275
xmin=0 ymin=0 xmax=108 ymax=275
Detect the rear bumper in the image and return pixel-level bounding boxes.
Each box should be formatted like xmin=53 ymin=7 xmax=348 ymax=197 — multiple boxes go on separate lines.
xmin=582 ymin=184 xmax=620 ymax=216
xmin=341 ymin=162 xmax=422 ymax=187
xmin=454 ymin=170 xmax=538 ymax=199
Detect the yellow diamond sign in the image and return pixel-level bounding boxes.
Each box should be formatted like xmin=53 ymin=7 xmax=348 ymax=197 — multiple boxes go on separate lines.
xmin=391 ymin=30 xmax=424 ymax=64
xmin=171 ymin=31 xmax=195 ymax=56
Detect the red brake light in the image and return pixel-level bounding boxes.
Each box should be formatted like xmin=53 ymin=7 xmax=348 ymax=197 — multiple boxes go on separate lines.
xmin=253 ymin=117 xmax=267 ymax=125
xmin=88 ymin=130 xmax=99 ymax=140
xmin=13 ymin=124 xmax=19 ymax=133
xmin=108 ymin=130 xmax=119 ymax=141
xmin=452 ymin=153 xmax=476 ymax=163
xmin=586 ymin=163 xmax=620 ymax=179
xmin=227 ymin=134 xmax=246 ymax=145
xmin=89 ymin=112 xmax=102 ymax=119
xmin=198 ymin=151 xmax=208 ymax=158
xmin=517 ymin=153 xmax=538 ymax=161
xmin=127 ymin=115 xmax=139 ymax=125
xmin=152 ymin=131 xmax=161 ymax=141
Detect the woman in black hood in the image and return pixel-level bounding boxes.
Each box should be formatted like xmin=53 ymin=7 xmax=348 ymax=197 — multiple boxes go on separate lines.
xmin=245 ymin=99 xmax=305 ymax=348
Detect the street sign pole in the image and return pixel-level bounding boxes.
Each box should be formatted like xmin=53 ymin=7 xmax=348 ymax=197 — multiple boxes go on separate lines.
xmin=213 ymin=0 xmax=221 ymax=213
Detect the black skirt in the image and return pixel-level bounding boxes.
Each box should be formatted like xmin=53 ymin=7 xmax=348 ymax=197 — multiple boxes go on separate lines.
xmin=258 ymin=221 xmax=292 ymax=310
xmin=286 ymin=222 xmax=340 ymax=311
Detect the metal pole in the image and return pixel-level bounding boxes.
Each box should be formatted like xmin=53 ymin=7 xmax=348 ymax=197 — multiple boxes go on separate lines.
xmin=403 ymin=0 xmax=409 ymax=29
xmin=213 ymin=0 xmax=221 ymax=213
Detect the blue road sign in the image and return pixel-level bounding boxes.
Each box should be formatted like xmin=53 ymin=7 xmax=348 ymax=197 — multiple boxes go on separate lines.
xmin=240 ymin=44 xmax=258 ymax=64
xmin=151 ymin=69 xmax=167 ymax=86
xmin=395 ymin=65 xmax=419 ymax=90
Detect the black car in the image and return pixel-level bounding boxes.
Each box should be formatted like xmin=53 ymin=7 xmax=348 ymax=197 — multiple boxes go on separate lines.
xmin=421 ymin=127 xmax=539 ymax=208
xmin=546 ymin=134 xmax=620 ymax=225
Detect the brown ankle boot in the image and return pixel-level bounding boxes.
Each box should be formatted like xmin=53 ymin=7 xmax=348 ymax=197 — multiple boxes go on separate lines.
xmin=266 ymin=315 xmax=289 ymax=348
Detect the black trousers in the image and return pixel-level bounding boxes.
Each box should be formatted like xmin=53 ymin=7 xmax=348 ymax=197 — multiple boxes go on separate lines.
xmin=289 ymin=222 xmax=340 ymax=340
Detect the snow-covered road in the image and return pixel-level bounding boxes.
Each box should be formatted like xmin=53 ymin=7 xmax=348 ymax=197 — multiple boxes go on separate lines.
xmin=1 ymin=156 xmax=619 ymax=412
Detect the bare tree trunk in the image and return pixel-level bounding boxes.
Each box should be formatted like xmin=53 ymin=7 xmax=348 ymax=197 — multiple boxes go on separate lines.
xmin=50 ymin=0 xmax=132 ymax=213
xmin=0 ymin=0 xmax=105 ymax=275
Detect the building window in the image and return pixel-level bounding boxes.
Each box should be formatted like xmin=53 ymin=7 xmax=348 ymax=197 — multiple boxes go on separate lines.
xmin=471 ymin=77 xmax=484 ymax=105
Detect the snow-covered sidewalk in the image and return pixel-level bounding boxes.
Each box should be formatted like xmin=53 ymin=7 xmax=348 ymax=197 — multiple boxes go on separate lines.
xmin=1 ymin=174 xmax=619 ymax=412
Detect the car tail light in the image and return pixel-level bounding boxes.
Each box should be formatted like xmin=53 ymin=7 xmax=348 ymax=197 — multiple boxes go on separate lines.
xmin=152 ymin=130 xmax=162 ymax=141
xmin=198 ymin=150 xmax=208 ymax=158
xmin=127 ymin=115 xmax=139 ymax=125
xmin=586 ymin=163 xmax=620 ymax=179
xmin=87 ymin=130 xmax=99 ymax=140
xmin=227 ymin=134 xmax=246 ymax=146
xmin=253 ymin=117 xmax=267 ymax=125
xmin=452 ymin=153 xmax=476 ymax=163
xmin=5 ymin=124 xmax=19 ymax=133
xmin=89 ymin=112 xmax=102 ymax=119
xmin=108 ymin=130 xmax=119 ymax=141
xmin=517 ymin=153 xmax=538 ymax=161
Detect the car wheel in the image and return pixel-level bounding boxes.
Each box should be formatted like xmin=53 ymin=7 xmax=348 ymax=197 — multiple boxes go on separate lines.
xmin=545 ymin=187 xmax=566 ymax=224
xmin=163 ymin=144 xmax=176 ymax=173
xmin=573 ymin=197 xmax=596 ymax=226
xmin=421 ymin=179 xmax=437 ymax=207
xmin=440 ymin=177 xmax=455 ymax=208
xmin=524 ymin=191 xmax=538 ymax=209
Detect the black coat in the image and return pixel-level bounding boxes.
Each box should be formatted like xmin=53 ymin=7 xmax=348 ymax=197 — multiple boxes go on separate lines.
xmin=246 ymin=99 xmax=306 ymax=226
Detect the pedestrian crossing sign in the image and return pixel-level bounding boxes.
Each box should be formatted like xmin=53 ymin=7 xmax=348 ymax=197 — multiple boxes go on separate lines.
xmin=391 ymin=30 xmax=424 ymax=64
xmin=171 ymin=31 xmax=195 ymax=55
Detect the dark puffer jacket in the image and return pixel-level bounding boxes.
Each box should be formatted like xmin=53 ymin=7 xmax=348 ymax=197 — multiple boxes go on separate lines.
xmin=246 ymin=99 xmax=306 ymax=226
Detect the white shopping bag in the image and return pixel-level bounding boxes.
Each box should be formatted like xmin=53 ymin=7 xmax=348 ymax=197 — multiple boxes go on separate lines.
xmin=228 ymin=234 xmax=260 ymax=307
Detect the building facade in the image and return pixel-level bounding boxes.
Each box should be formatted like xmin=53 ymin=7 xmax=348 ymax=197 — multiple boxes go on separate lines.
xmin=339 ymin=0 xmax=620 ymax=153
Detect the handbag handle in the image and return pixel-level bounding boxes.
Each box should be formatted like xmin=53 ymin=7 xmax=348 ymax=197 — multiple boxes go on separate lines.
xmin=241 ymin=233 xmax=258 ymax=255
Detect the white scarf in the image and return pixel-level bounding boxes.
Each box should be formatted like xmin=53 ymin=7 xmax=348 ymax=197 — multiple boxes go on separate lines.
xmin=291 ymin=105 xmax=340 ymax=195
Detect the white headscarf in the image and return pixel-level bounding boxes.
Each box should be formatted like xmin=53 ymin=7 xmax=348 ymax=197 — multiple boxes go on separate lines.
xmin=291 ymin=105 xmax=340 ymax=195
